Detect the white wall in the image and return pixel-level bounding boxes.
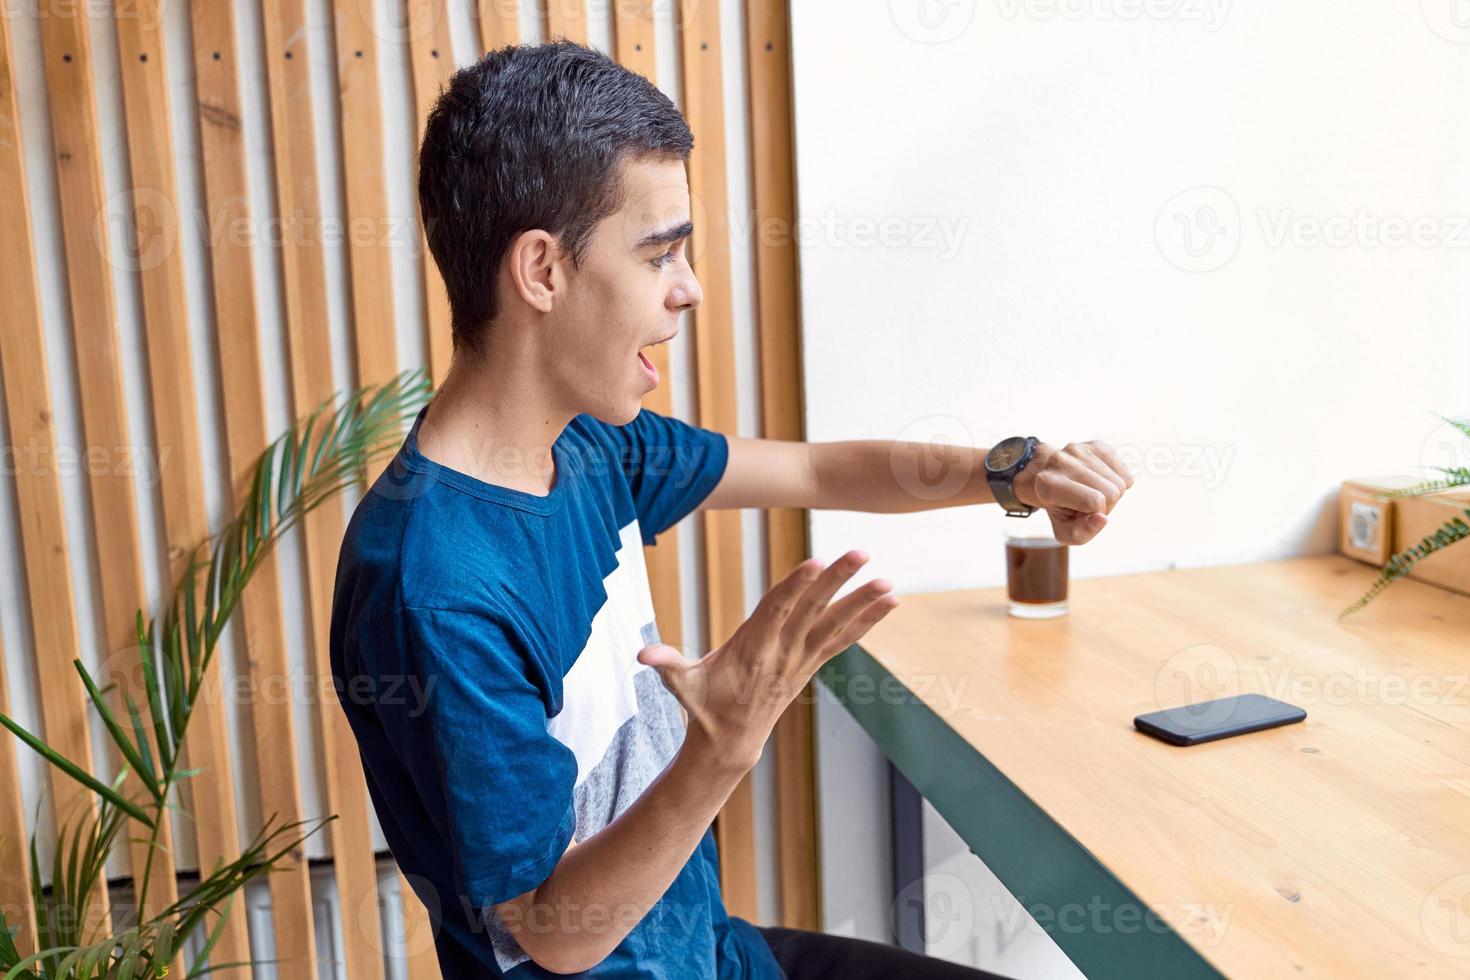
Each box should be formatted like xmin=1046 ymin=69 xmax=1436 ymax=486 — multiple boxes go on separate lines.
xmin=790 ymin=1 xmax=1470 ymax=976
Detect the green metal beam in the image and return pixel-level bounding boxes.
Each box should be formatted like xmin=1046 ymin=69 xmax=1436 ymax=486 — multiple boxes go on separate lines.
xmin=818 ymin=644 xmax=1226 ymax=980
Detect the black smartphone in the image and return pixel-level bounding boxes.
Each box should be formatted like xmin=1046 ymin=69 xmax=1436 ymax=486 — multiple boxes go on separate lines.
xmin=1134 ymin=693 xmax=1306 ymax=746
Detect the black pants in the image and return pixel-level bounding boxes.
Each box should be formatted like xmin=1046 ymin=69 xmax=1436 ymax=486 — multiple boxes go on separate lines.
xmin=755 ymin=926 xmax=1010 ymax=980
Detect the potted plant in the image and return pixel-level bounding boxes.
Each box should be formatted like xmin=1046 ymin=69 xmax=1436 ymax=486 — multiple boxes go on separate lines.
xmin=1340 ymin=414 xmax=1470 ymax=619
xmin=0 ymin=368 xmax=431 ymax=978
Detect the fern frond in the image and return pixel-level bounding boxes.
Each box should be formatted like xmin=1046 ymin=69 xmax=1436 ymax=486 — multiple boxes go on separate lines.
xmin=1340 ymin=507 xmax=1470 ymax=618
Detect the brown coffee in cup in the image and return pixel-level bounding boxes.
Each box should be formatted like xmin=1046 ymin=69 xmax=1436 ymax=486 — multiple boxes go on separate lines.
xmin=1004 ymin=534 xmax=1068 ymax=618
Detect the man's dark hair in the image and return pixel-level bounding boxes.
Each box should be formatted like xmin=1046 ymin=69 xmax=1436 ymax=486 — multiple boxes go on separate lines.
xmin=417 ymin=41 xmax=694 ymax=355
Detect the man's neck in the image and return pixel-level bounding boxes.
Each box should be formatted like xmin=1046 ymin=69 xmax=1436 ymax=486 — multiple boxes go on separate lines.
xmin=416 ymin=348 xmax=574 ymax=497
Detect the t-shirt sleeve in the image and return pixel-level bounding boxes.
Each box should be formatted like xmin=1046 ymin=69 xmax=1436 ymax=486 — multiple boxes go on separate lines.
xmin=601 ymin=407 xmax=730 ymax=545
xmin=393 ymin=605 xmax=578 ymax=908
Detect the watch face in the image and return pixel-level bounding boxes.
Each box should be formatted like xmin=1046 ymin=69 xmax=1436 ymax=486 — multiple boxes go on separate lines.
xmin=986 ymin=436 xmax=1028 ymax=473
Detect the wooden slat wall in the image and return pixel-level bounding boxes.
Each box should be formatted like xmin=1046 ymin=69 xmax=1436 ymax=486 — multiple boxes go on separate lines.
xmin=317 ymin=3 xmax=396 ymax=976
xmin=478 ymin=0 xmax=522 ymax=50
xmin=675 ymin=0 xmax=760 ymax=921
xmin=745 ymin=0 xmax=820 ymax=931
xmin=614 ymin=2 xmax=689 ymax=652
xmin=402 ymin=4 xmax=461 ymax=974
xmin=110 ymin=10 xmax=203 ymax=974
xmin=29 ymin=2 xmax=143 ymax=941
xmin=544 ymin=0 xmax=588 ymax=44
xmin=407 ymin=0 xmax=458 ymax=386
xmin=0 ymin=13 xmax=49 ymax=956
xmin=254 ymin=0 xmax=335 ymax=973
xmin=179 ymin=3 xmax=261 ymax=970
xmin=1 ymin=0 xmax=819 ymax=967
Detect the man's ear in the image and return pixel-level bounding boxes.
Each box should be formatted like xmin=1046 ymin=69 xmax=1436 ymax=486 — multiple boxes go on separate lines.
xmin=506 ymin=229 xmax=559 ymax=314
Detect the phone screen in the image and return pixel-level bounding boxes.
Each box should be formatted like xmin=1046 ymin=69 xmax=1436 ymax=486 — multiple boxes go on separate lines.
xmin=1134 ymin=693 xmax=1306 ymax=746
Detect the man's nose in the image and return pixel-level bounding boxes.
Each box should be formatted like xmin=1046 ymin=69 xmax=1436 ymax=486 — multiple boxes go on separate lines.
xmin=669 ymin=270 xmax=703 ymax=312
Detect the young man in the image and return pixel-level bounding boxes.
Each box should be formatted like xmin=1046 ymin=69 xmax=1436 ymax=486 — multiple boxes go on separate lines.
xmin=329 ymin=42 xmax=1132 ymax=979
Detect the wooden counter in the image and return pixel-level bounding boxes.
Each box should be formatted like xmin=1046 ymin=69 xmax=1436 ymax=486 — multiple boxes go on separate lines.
xmin=819 ymin=555 xmax=1470 ymax=978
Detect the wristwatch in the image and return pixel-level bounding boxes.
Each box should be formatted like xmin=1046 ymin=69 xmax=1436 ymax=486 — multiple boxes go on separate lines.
xmin=984 ymin=436 xmax=1040 ymax=517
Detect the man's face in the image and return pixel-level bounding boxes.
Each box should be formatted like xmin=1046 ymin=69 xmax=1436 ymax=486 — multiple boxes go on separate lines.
xmin=545 ymin=155 xmax=703 ymax=425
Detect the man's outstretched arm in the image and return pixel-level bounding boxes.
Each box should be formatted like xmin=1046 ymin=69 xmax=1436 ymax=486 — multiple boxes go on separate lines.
xmin=699 ymin=435 xmax=1135 ymax=544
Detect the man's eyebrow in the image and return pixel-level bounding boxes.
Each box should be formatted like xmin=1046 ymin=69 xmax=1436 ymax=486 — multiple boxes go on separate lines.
xmin=634 ymin=220 xmax=694 ymax=250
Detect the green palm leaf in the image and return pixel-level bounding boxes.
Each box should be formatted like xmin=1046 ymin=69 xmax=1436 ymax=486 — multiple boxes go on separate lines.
xmin=0 ymin=368 xmax=431 ymax=978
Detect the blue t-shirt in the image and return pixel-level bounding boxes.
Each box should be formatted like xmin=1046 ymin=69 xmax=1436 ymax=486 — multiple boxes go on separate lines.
xmin=329 ymin=403 xmax=784 ymax=979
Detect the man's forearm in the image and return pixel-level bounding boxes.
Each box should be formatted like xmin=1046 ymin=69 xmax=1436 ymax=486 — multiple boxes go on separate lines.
xmin=496 ymin=731 xmax=747 ymax=973
xmin=810 ymin=439 xmax=997 ymax=513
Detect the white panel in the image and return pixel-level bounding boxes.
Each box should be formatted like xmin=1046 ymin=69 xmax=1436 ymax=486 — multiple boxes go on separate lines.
xmin=791 ymin=0 xmax=1470 ymax=973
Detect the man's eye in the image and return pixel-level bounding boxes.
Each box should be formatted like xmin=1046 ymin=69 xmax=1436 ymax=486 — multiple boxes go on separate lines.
xmin=651 ymin=248 xmax=678 ymax=268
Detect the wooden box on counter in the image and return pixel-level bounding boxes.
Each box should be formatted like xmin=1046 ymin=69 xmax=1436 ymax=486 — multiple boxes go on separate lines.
xmin=1339 ymin=476 xmax=1470 ymax=598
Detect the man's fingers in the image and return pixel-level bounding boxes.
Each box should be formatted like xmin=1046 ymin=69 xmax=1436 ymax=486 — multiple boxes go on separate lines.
xmin=752 ymin=557 xmax=824 ymax=627
xmin=1070 ymin=444 xmax=1129 ymax=509
xmin=815 ymin=593 xmax=901 ymax=663
xmin=805 ymin=577 xmax=892 ymax=653
xmin=1035 ymin=467 xmax=1110 ymax=515
xmin=1084 ymin=441 xmax=1136 ymax=491
xmin=783 ymin=549 xmax=871 ymax=639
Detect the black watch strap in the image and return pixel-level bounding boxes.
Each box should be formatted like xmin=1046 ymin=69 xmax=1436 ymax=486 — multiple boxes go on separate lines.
xmin=989 ymin=475 xmax=1036 ymax=517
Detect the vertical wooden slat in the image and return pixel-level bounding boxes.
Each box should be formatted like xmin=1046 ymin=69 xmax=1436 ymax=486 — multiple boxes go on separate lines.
xmin=332 ymin=2 xmax=398 ymax=390
xmin=110 ymin=11 xmax=209 ymax=970
xmin=740 ymin=0 xmax=823 ymax=934
xmin=0 ymin=638 xmax=35 ymax=958
xmin=676 ymin=0 xmax=759 ymax=920
xmin=399 ymin=870 xmax=441 ymax=980
xmin=543 ymin=0 xmax=587 ymax=44
xmin=477 ymin=0 xmax=521 ymax=50
xmin=176 ymin=4 xmax=262 ymax=969
xmin=613 ymin=2 xmax=686 ymax=651
xmin=252 ymin=1 xmax=337 ymax=974
xmin=745 ymin=0 xmax=819 ymax=931
xmin=402 ymin=5 xmax=459 ymax=971
xmin=30 ymin=2 xmax=152 ymax=940
xmin=405 ymin=0 xmax=457 ymax=385
xmin=0 ymin=13 xmax=46 ymax=956
xmin=316 ymin=4 xmax=397 ymax=974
